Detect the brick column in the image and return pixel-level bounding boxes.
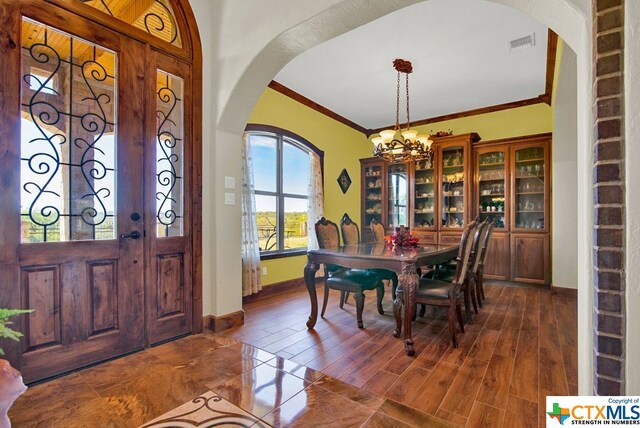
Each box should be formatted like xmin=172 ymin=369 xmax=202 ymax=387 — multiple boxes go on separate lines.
xmin=593 ymin=0 xmax=625 ymax=395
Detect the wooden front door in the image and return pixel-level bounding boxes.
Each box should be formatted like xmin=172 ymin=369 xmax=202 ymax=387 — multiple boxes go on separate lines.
xmin=0 ymin=1 xmax=195 ymax=382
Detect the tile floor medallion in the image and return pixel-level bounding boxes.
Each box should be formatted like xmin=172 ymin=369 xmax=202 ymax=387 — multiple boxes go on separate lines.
xmin=139 ymin=391 xmax=269 ymax=427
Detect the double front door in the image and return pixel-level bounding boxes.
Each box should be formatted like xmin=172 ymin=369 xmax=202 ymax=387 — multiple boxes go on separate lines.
xmin=0 ymin=2 xmax=194 ymax=382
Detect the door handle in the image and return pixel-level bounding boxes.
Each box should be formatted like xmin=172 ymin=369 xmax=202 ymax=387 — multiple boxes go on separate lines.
xmin=120 ymin=230 xmax=142 ymax=240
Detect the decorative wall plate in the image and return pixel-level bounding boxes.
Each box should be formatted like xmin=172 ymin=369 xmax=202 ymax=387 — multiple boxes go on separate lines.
xmin=337 ymin=168 xmax=352 ymax=194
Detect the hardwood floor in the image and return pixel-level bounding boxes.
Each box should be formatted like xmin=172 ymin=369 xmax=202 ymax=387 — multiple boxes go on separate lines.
xmin=8 ymin=281 xmax=576 ymax=427
xmin=223 ymin=281 xmax=577 ymax=428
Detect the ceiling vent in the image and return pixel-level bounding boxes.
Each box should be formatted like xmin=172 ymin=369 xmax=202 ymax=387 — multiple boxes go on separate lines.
xmin=508 ymin=33 xmax=536 ymax=52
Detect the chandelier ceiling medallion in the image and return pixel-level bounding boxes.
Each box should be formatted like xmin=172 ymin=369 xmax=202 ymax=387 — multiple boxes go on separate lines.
xmin=372 ymin=59 xmax=434 ymax=164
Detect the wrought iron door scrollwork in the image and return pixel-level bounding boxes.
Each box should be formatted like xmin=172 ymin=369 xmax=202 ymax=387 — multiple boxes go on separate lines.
xmin=21 ymin=19 xmax=117 ymax=242
xmin=155 ymin=71 xmax=184 ymax=237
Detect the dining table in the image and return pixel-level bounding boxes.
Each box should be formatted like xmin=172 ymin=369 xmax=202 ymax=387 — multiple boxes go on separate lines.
xmin=303 ymin=241 xmax=459 ymax=356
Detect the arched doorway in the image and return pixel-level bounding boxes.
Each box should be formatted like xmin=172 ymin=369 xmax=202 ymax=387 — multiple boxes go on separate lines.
xmin=199 ymin=0 xmax=608 ymax=394
xmin=0 ymin=0 xmax=202 ymax=383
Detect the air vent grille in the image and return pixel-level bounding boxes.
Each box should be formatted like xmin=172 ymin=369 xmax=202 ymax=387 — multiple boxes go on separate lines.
xmin=508 ymin=33 xmax=536 ymax=52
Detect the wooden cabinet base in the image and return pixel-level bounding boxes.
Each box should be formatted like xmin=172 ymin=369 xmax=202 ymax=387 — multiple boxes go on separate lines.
xmin=483 ymin=232 xmax=510 ymax=280
xmin=511 ymin=233 xmax=550 ymax=285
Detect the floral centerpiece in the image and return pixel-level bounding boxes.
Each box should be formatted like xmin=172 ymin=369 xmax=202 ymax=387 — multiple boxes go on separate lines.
xmin=390 ymin=226 xmax=419 ymax=247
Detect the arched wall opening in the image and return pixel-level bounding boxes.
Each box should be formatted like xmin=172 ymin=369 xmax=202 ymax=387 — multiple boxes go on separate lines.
xmin=190 ymin=0 xmax=616 ymax=394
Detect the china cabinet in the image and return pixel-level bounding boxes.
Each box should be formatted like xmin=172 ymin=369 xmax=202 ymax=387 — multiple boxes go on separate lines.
xmin=361 ymin=133 xmax=479 ymax=245
xmin=361 ymin=132 xmax=551 ymax=285
xmin=472 ymin=133 xmax=551 ymax=284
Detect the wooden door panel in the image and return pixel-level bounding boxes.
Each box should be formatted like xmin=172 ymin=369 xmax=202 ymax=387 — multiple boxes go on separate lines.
xmin=157 ymin=254 xmax=184 ymax=318
xmin=21 ymin=266 xmax=61 ymax=350
xmin=145 ymin=53 xmax=193 ymax=344
xmin=88 ymin=260 xmax=119 ymax=335
xmin=511 ymin=233 xmax=549 ymax=284
xmin=483 ymin=233 xmax=509 ymax=280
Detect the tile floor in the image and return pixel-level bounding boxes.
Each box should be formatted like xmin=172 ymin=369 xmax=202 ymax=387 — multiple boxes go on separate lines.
xmin=8 ymin=282 xmax=576 ymax=427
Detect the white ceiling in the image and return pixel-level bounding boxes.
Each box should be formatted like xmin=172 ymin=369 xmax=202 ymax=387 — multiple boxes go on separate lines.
xmin=274 ymin=0 xmax=548 ymax=130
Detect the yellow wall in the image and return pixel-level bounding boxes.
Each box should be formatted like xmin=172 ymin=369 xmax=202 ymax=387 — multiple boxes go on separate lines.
xmin=411 ymin=103 xmax=553 ymax=142
xmin=249 ymin=87 xmax=553 ymax=286
xmin=248 ymin=88 xmax=372 ymax=285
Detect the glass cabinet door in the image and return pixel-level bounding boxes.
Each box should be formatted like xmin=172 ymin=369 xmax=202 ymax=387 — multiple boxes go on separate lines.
xmin=363 ymin=164 xmax=383 ymax=226
xmin=477 ymin=150 xmax=506 ymax=229
xmin=514 ymin=146 xmax=546 ymax=229
xmin=413 ymin=157 xmax=435 ymax=228
xmin=441 ymin=146 xmax=465 ymax=229
xmin=388 ymin=163 xmax=408 ymax=228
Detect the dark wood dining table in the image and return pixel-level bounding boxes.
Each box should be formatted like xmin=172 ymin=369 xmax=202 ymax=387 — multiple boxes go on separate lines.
xmin=303 ymin=241 xmax=459 ymax=356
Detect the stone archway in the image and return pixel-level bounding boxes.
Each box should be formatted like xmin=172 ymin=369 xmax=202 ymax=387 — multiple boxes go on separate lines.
xmin=194 ymin=0 xmax=631 ymax=394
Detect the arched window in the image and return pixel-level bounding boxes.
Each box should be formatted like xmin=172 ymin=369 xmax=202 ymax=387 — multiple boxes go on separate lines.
xmin=245 ymin=125 xmax=323 ymax=257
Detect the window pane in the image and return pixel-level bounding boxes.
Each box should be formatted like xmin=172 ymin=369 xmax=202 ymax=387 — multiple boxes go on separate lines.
xmin=284 ymin=198 xmax=308 ymax=250
xmin=255 ymin=195 xmax=277 ymax=252
xmin=21 ymin=18 xmax=117 ymax=242
xmin=250 ymin=135 xmax=277 ymax=192
xmin=283 ymin=142 xmax=310 ymax=195
xmin=75 ymin=0 xmax=182 ymax=47
xmin=156 ymin=70 xmax=184 ymax=238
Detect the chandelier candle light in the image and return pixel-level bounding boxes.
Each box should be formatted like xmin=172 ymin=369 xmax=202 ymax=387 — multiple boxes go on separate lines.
xmin=372 ymin=59 xmax=434 ymax=163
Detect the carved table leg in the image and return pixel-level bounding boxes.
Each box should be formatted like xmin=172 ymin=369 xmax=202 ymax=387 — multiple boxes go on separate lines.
xmin=304 ymin=258 xmax=320 ymax=329
xmin=399 ymin=263 xmax=419 ymax=356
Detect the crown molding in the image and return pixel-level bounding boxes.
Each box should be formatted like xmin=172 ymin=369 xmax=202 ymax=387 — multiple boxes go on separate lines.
xmin=270 ymin=30 xmax=559 ymax=137
xmin=267 ymin=80 xmax=368 ymax=134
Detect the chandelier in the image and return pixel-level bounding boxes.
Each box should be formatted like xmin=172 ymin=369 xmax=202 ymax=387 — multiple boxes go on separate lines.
xmin=371 ymin=59 xmax=433 ymax=163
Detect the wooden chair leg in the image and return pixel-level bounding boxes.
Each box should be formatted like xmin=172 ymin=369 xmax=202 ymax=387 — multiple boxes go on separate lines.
xmin=448 ymin=300 xmax=458 ymax=348
xmin=339 ymin=291 xmax=346 ymax=308
xmin=321 ymin=284 xmax=330 ymax=317
xmin=354 ymin=290 xmax=365 ymax=329
xmin=376 ymin=286 xmax=385 ymax=315
xmin=470 ymin=282 xmax=479 ymax=314
xmin=463 ymin=284 xmax=473 ymax=324
xmin=479 ymin=274 xmax=486 ymax=302
xmin=419 ymin=304 xmax=426 ymax=318
xmin=344 ymin=291 xmax=350 ymax=305
xmin=392 ymin=293 xmax=402 ymax=338
xmin=456 ymin=303 xmax=465 ymax=333
xmin=391 ymin=276 xmax=398 ymax=301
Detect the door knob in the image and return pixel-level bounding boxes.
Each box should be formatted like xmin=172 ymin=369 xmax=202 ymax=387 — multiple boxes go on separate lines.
xmin=120 ymin=230 xmax=142 ymax=239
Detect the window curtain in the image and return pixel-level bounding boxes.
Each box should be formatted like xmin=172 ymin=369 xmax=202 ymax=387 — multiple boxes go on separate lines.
xmin=307 ymin=151 xmax=324 ymax=249
xmin=241 ymin=133 xmax=262 ymax=296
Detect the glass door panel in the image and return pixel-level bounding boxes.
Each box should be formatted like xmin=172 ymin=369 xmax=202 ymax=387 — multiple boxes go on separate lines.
xmin=514 ymin=146 xmax=545 ymax=229
xmin=413 ymin=157 xmax=435 ymax=227
xmin=441 ymin=146 xmax=465 ymax=229
xmin=363 ymin=164 xmax=383 ymax=226
xmin=388 ymin=163 xmax=407 ymax=228
xmin=478 ymin=151 xmax=506 ymax=229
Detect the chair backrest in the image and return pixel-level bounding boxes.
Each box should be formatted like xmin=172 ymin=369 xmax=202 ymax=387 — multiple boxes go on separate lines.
xmin=470 ymin=219 xmax=491 ymax=275
xmin=477 ymin=219 xmax=496 ymax=269
xmin=451 ymin=220 xmax=478 ymax=285
xmin=370 ymin=219 xmax=386 ymax=242
xmin=315 ymin=217 xmax=340 ymax=250
xmin=340 ymin=213 xmax=360 ymax=245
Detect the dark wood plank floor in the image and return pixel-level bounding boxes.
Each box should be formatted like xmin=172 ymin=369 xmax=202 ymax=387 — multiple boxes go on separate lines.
xmin=222 ymin=281 xmax=577 ymax=428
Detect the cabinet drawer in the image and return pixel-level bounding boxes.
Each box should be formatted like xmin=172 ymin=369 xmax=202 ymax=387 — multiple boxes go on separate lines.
xmin=413 ymin=230 xmax=436 ymax=245
xmin=439 ymin=232 xmax=462 ymax=246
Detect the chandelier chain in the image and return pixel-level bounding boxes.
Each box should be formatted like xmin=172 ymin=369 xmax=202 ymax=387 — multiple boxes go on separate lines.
xmin=405 ymin=73 xmax=410 ymax=130
xmin=395 ymin=70 xmax=401 ymax=131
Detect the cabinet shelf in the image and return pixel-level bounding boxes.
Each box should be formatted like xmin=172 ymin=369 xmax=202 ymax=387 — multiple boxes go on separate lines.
xmin=515 ymin=157 xmax=544 ymax=163
xmin=516 ymin=210 xmax=544 ymax=213
xmin=479 ymin=162 xmax=505 ymax=167
xmin=480 ymin=193 xmax=504 ymax=197
xmin=516 ymin=192 xmax=544 ymax=195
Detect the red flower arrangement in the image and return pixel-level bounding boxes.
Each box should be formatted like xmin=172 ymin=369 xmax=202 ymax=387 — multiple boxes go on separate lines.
xmin=390 ymin=226 xmax=419 ymax=247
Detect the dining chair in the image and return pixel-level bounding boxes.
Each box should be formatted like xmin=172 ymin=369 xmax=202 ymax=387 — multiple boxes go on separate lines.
xmin=430 ymin=220 xmax=486 ymax=323
xmin=370 ymin=219 xmax=399 ymax=299
xmin=474 ymin=219 xmax=496 ymax=306
xmin=394 ymin=220 xmax=477 ymax=348
xmin=315 ymin=217 xmax=384 ymax=328
xmin=338 ymin=213 xmax=391 ymax=310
